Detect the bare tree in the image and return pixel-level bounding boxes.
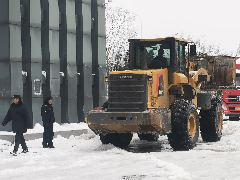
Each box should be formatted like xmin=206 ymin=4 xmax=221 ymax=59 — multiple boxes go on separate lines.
xmin=237 ymin=44 xmax=240 ymax=55
xmin=173 ymin=32 xmax=234 ymax=57
xmin=106 ymin=6 xmax=137 ymax=72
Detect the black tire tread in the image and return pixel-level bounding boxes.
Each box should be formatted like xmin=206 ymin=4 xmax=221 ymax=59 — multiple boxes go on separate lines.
xmin=168 ymin=100 xmax=199 ymax=150
xmin=199 ymin=98 xmax=222 ymax=142
xmin=138 ymin=133 xmax=159 ymax=141
xmin=229 ymin=116 xmax=239 ymax=121
xmin=100 ymin=133 xmax=133 ymax=148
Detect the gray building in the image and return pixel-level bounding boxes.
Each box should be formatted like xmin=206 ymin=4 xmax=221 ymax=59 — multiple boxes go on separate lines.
xmin=0 ymin=0 xmax=107 ymax=131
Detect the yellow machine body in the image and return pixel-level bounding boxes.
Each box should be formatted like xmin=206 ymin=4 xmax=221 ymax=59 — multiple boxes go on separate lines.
xmin=86 ymin=37 xmax=236 ymax=135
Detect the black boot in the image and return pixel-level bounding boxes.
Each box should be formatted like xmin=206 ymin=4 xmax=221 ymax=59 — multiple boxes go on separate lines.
xmin=10 ymin=150 xmax=17 ymax=155
xmin=42 ymin=142 xmax=48 ymax=148
xmin=48 ymin=143 xmax=55 ymax=148
xmin=22 ymin=149 xmax=29 ymax=153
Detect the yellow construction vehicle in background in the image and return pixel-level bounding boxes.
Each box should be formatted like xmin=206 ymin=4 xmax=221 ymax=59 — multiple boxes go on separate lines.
xmin=86 ymin=37 xmax=236 ymax=150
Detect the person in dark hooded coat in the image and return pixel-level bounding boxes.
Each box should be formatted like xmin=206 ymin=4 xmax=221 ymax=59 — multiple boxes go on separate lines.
xmin=41 ymin=97 xmax=55 ymax=148
xmin=1 ymin=95 xmax=31 ymax=154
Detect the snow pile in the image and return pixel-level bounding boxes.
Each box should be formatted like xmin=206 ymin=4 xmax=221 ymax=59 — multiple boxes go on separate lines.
xmin=52 ymin=122 xmax=89 ymax=131
xmin=196 ymin=121 xmax=240 ymax=152
xmin=0 ymin=122 xmax=89 ymax=135
xmin=148 ymin=155 xmax=192 ymax=180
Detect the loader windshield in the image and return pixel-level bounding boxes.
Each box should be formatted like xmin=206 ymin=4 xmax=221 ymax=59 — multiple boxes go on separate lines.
xmin=135 ymin=43 xmax=171 ymax=69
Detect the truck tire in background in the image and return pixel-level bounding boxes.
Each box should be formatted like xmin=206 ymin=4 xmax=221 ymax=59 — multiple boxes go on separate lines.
xmin=168 ymin=100 xmax=199 ymax=150
xmin=99 ymin=133 xmax=112 ymax=144
xmin=100 ymin=133 xmax=133 ymax=148
xmin=138 ymin=133 xmax=159 ymax=141
xmin=229 ymin=116 xmax=239 ymax=121
xmin=199 ymin=98 xmax=222 ymax=142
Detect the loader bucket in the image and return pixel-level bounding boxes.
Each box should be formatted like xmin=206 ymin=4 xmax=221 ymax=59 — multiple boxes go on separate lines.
xmin=192 ymin=56 xmax=236 ymax=90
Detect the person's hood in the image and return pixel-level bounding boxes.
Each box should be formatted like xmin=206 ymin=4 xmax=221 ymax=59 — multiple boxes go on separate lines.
xmin=44 ymin=97 xmax=52 ymax=105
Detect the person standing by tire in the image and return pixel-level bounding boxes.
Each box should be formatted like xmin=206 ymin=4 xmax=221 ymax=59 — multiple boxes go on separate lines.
xmin=1 ymin=95 xmax=31 ymax=155
xmin=41 ymin=97 xmax=55 ymax=148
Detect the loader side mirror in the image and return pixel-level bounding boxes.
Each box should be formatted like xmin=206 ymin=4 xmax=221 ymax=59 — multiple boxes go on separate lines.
xmin=190 ymin=45 xmax=196 ymax=56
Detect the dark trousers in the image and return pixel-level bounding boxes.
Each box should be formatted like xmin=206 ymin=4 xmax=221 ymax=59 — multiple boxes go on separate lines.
xmin=43 ymin=123 xmax=53 ymax=146
xmin=14 ymin=133 xmax=27 ymax=151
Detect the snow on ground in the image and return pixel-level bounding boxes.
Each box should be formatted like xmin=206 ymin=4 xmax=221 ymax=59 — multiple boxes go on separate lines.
xmin=0 ymin=121 xmax=240 ymax=180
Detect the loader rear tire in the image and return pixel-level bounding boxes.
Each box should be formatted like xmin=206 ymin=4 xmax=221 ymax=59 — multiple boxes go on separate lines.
xmin=199 ymin=98 xmax=222 ymax=142
xmin=100 ymin=133 xmax=133 ymax=148
xmin=168 ymin=100 xmax=199 ymax=150
xmin=138 ymin=133 xmax=159 ymax=141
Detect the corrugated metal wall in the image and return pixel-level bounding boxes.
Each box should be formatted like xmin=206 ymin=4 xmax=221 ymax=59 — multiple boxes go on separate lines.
xmin=0 ymin=0 xmax=107 ymax=131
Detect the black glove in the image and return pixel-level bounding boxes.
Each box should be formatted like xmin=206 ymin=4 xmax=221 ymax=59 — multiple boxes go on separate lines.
xmin=1 ymin=123 xmax=5 ymax=126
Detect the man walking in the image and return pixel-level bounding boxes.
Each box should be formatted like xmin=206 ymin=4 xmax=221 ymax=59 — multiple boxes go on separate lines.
xmin=1 ymin=95 xmax=31 ymax=155
xmin=41 ymin=97 xmax=55 ymax=148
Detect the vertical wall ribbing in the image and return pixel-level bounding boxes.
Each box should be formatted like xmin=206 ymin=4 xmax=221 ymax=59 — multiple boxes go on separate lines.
xmin=0 ymin=0 xmax=24 ymax=131
xmin=97 ymin=0 xmax=107 ymax=106
xmin=21 ymin=0 xmax=33 ymax=128
xmin=82 ymin=0 xmax=93 ymax=117
xmin=49 ymin=0 xmax=61 ymax=123
xmin=76 ymin=0 xmax=84 ymax=122
xmin=41 ymin=0 xmax=50 ymax=99
xmin=91 ymin=0 xmax=99 ymax=108
xmin=58 ymin=0 xmax=68 ymax=123
xmin=0 ymin=0 xmax=106 ymax=130
xmin=30 ymin=0 xmax=43 ymax=126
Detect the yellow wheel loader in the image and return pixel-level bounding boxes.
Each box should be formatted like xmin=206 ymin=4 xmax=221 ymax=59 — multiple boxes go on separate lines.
xmin=86 ymin=37 xmax=236 ymax=150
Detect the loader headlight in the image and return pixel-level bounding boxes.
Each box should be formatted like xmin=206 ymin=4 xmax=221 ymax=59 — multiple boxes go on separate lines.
xmin=148 ymin=76 xmax=152 ymax=81
xmin=104 ymin=76 xmax=108 ymax=82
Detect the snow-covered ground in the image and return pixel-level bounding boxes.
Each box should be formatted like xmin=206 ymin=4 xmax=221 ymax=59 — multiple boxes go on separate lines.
xmin=0 ymin=120 xmax=240 ymax=180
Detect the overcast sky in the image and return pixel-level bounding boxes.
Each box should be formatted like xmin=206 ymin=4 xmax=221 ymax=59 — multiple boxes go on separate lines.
xmin=107 ymin=0 xmax=240 ymax=55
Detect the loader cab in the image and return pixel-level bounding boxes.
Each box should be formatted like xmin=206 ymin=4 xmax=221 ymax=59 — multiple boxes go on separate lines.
xmin=129 ymin=37 xmax=188 ymax=74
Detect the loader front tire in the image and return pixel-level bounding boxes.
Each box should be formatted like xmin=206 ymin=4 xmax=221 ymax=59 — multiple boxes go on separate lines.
xmin=100 ymin=133 xmax=133 ymax=148
xmin=168 ymin=100 xmax=199 ymax=150
xmin=138 ymin=133 xmax=159 ymax=141
xmin=199 ymin=98 xmax=222 ymax=142
xmin=99 ymin=133 xmax=111 ymax=144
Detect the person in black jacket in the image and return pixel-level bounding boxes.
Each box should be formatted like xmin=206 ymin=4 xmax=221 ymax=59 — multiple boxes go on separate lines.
xmin=1 ymin=95 xmax=31 ymax=154
xmin=41 ymin=97 xmax=55 ymax=148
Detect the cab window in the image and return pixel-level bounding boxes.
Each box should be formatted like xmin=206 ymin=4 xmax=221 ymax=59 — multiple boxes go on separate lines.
xmin=135 ymin=43 xmax=171 ymax=69
xmin=175 ymin=42 xmax=186 ymax=73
